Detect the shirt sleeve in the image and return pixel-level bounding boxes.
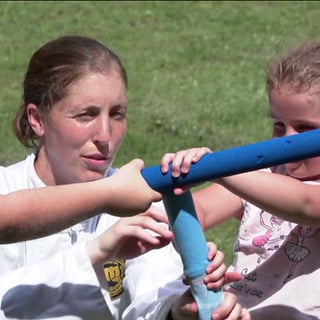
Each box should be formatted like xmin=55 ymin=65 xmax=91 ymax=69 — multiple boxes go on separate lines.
xmin=120 ymin=243 xmax=186 ymax=320
xmin=0 ymin=243 xmax=114 ymax=320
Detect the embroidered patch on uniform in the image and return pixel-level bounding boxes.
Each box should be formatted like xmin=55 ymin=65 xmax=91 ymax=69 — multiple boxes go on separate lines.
xmin=104 ymin=259 xmax=125 ymax=299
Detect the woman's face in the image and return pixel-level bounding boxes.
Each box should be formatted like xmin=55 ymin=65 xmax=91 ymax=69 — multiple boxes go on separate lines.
xmin=269 ymin=88 xmax=320 ymax=180
xmin=29 ymin=70 xmax=127 ymax=185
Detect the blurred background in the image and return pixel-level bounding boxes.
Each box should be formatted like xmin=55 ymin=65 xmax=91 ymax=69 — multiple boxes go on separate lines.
xmin=1 ymin=0 xmax=319 ymax=263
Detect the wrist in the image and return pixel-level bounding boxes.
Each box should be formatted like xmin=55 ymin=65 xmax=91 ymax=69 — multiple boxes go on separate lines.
xmin=86 ymin=238 xmax=107 ymax=265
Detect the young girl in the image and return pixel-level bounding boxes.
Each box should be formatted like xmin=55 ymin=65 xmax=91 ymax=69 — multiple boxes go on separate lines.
xmin=161 ymin=40 xmax=320 ymax=319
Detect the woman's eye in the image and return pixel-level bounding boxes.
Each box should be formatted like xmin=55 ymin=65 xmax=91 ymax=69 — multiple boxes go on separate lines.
xmin=110 ymin=107 xmax=126 ymax=120
xmin=75 ymin=112 xmax=95 ymax=121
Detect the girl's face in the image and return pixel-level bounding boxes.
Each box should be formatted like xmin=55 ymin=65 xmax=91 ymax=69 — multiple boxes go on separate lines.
xmin=269 ymin=88 xmax=320 ymax=180
xmin=28 ymin=70 xmax=127 ymax=185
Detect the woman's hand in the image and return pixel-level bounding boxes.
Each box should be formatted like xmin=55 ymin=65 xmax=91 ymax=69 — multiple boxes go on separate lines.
xmin=87 ymin=209 xmax=173 ymax=265
xmin=105 ymin=158 xmax=162 ymax=216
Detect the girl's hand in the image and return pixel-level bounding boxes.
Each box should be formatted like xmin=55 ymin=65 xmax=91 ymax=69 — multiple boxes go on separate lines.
xmin=182 ymin=242 xmax=242 ymax=289
xmin=205 ymin=242 xmax=242 ymax=289
xmin=160 ymin=147 xmax=212 ymax=195
xmin=169 ymin=290 xmax=251 ymax=320
xmin=160 ymin=147 xmax=212 ymax=177
xmin=211 ymin=291 xmax=251 ymax=320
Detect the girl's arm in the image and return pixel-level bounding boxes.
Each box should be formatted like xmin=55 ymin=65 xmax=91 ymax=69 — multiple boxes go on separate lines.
xmin=192 ymin=182 xmax=243 ymax=230
xmin=160 ymin=146 xmax=320 ymax=228
xmin=0 ymin=159 xmax=162 ymax=243
xmin=215 ymin=169 xmax=320 ymax=225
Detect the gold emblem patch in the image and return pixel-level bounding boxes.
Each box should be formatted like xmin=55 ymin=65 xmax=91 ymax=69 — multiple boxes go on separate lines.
xmin=104 ymin=259 xmax=125 ymax=299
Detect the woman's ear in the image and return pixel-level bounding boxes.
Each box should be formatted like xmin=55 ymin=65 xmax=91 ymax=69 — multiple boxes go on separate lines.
xmin=27 ymin=103 xmax=45 ymax=137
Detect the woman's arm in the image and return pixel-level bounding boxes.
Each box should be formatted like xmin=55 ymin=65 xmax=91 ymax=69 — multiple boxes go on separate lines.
xmin=0 ymin=159 xmax=162 ymax=243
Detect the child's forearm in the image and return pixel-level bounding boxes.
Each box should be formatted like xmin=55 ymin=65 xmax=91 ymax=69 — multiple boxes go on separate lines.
xmin=217 ymin=170 xmax=320 ymax=225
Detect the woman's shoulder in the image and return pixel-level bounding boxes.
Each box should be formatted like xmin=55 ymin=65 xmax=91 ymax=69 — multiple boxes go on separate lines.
xmin=0 ymin=152 xmax=36 ymax=191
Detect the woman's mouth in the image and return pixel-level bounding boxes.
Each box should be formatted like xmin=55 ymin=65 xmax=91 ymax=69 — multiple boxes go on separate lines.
xmin=83 ymin=154 xmax=110 ymax=169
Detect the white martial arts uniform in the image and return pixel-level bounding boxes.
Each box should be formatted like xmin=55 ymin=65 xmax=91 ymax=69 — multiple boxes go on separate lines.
xmin=0 ymin=152 xmax=186 ymax=320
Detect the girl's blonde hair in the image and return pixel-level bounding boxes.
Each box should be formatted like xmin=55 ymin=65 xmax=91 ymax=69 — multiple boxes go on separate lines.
xmin=266 ymin=40 xmax=320 ymax=94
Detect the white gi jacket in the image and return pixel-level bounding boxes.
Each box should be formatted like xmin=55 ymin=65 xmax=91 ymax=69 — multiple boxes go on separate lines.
xmin=0 ymin=153 xmax=185 ymax=319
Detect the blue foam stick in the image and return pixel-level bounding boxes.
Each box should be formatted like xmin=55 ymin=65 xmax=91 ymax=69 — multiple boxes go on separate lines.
xmin=141 ymin=129 xmax=320 ymax=319
xmin=142 ymin=129 xmax=320 ymax=192
xmin=162 ymin=191 xmax=223 ymax=319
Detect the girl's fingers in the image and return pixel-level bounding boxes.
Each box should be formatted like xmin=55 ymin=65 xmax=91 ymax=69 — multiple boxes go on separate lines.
xmin=205 ymin=241 xmax=243 ymax=287
xmin=170 ymin=150 xmax=191 ymax=177
xmin=189 ymin=147 xmax=212 ymax=162
xmin=211 ymin=291 xmax=238 ymax=320
xmin=160 ymin=147 xmax=213 ymax=177
xmin=205 ymin=265 xmax=227 ymax=289
xmin=224 ymin=271 xmax=243 ymax=284
xmin=207 ymin=242 xmax=218 ymax=260
xmin=206 ymin=248 xmax=224 ymax=273
xmin=160 ymin=153 xmax=175 ymax=173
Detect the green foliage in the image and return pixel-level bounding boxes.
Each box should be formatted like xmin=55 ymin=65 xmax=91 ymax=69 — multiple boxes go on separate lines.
xmin=1 ymin=0 xmax=320 ymax=263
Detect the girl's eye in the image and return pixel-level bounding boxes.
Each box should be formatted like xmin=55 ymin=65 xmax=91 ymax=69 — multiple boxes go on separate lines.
xmin=296 ymin=124 xmax=317 ymax=133
xmin=272 ymin=122 xmax=285 ymax=136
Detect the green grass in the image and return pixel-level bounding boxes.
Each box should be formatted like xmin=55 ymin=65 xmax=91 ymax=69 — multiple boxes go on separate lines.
xmin=1 ymin=0 xmax=320 ymax=264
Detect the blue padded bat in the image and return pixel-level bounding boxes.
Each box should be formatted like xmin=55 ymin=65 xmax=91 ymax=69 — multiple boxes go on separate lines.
xmin=162 ymin=191 xmax=223 ymax=319
xmin=141 ymin=129 xmax=320 ymax=320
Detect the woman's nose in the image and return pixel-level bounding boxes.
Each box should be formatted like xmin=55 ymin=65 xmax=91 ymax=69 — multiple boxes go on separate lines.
xmin=93 ymin=118 xmax=111 ymax=145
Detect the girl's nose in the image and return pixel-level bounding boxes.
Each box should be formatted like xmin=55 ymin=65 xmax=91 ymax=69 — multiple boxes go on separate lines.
xmin=284 ymin=127 xmax=297 ymax=137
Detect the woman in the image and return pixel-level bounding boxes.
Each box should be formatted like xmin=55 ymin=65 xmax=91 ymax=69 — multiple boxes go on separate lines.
xmin=0 ymin=35 xmax=247 ymax=320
